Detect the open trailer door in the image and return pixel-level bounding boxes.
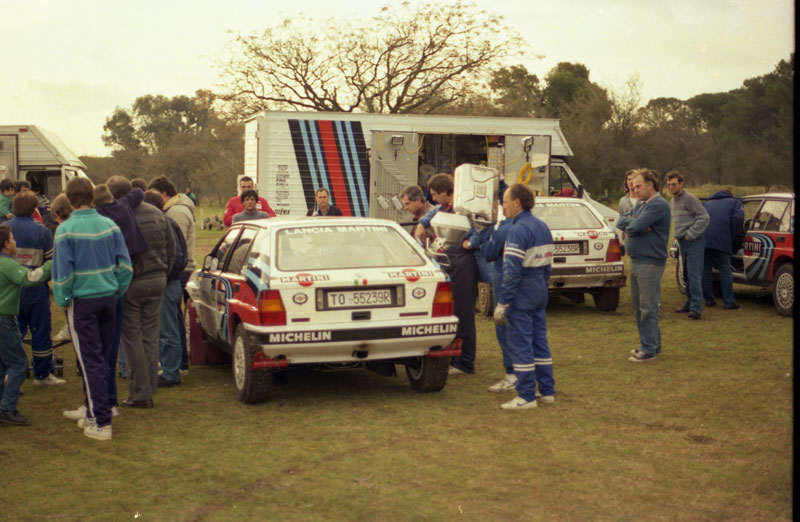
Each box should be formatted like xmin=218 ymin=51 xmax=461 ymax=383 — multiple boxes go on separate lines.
xmin=369 ymin=131 xmax=419 ymax=221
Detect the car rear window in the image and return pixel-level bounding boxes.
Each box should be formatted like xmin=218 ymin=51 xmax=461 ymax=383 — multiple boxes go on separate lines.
xmin=276 ymin=225 xmax=426 ymax=271
xmin=532 ymin=202 xmax=604 ymax=229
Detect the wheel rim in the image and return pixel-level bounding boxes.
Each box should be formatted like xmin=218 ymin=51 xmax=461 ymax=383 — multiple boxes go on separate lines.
xmin=407 ymin=358 xmax=424 ymax=380
xmin=233 ymin=335 xmax=246 ymax=390
xmin=775 ymin=272 xmax=794 ymax=309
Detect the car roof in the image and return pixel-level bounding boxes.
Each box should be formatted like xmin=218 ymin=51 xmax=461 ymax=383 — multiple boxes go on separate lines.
xmin=232 ymin=216 xmax=402 ymax=230
xmin=743 ymin=193 xmax=795 ymax=200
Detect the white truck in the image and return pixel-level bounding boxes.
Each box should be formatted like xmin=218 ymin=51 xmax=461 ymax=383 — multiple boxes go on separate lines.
xmin=242 ymin=111 xmax=618 ymax=228
xmin=0 ymin=125 xmax=90 ymax=202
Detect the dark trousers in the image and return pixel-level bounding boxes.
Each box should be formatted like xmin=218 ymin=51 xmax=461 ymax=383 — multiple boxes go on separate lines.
xmin=68 ymin=296 xmax=116 ymax=427
xmin=446 ymin=247 xmax=477 ymax=373
xmin=178 ymin=270 xmax=190 ymax=370
xmin=18 ymin=285 xmax=53 ymax=379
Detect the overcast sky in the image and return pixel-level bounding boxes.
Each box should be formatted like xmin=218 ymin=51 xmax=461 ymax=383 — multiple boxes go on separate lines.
xmin=2 ymin=0 xmax=794 ymax=157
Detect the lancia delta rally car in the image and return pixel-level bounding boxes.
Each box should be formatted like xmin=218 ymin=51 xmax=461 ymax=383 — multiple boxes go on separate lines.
xmin=532 ymin=197 xmax=625 ymax=311
xmin=672 ymin=192 xmax=794 ymax=316
xmin=185 ymin=217 xmax=460 ymax=403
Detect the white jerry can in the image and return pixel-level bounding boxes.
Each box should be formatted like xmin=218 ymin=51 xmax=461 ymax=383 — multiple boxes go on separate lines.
xmin=452 ymin=164 xmax=498 ymax=220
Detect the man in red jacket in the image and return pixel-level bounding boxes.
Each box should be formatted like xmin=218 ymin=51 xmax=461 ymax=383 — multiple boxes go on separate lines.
xmin=223 ymin=177 xmax=275 ymax=226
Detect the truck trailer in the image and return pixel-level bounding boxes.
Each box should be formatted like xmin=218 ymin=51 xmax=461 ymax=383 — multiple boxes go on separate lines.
xmin=243 ymin=111 xmax=617 ymax=227
xmin=0 ymin=125 xmax=90 ymax=202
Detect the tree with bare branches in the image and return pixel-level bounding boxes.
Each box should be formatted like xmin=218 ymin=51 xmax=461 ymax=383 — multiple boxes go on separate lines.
xmin=218 ymin=1 xmax=523 ymax=117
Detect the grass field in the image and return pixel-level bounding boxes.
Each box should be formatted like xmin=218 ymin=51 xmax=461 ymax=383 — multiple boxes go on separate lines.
xmin=1 ymin=210 xmax=792 ymax=521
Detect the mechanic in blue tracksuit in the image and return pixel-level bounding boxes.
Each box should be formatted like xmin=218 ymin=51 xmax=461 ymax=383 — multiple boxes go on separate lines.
xmin=493 ymin=183 xmax=555 ymax=410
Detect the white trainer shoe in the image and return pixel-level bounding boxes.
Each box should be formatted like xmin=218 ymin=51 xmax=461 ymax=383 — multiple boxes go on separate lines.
xmin=111 ymin=405 xmax=120 ymax=417
xmin=500 ymin=396 xmax=538 ymax=410
xmin=487 ymin=374 xmax=517 ymax=393
xmin=63 ymin=405 xmax=87 ymax=420
xmin=84 ymin=423 xmax=112 ymax=441
xmin=537 ymin=395 xmax=556 ymax=404
xmin=34 ymin=373 xmax=66 ymax=386
xmin=52 ymin=324 xmax=72 ymax=342
xmin=77 ymin=417 xmax=95 ymax=429
xmin=448 ymin=366 xmax=467 ymax=376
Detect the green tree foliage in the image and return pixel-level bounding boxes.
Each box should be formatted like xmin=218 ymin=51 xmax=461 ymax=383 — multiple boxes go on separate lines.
xmin=97 ymin=90 xmax=242 ymax=204
xmin=489 ymin=65 xmax=543 ymax=117
xmin=219 ymin=1 xmax=523 ymax=117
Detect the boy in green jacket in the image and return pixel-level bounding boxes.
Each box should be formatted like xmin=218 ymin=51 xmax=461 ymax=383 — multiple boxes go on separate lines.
xmin=0 ymin=224 xmax=53 ymax=426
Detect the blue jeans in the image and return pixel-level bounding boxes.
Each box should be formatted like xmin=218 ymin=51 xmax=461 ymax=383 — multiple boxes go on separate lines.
xmin=630 ymin=262 xmax=665 ymax=356
xmin=475 ymin=251 xmax=494 ymax=283
xmin=159 ymin=279 xmax=183 ymax=382
xmin=0 ymin=316 xmax=27 ymax=411
xmin=703 ymin=249 xmax=735 ymax=307
xmin=679 ymin=236 xmax=705 ymax=314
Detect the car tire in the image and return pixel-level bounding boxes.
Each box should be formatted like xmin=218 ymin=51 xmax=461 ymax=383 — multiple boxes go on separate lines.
xmin=185 ymin=299 xmax=229 ymax=365
xmin=593 ymin=287 xmax=620 ymax=312
xmin=675 ymin=252 xmax=687 ymax=295
xmin=405 ymin=356 xmax=450 ymax=392
xmin=232 ymin=323 xmax=272 ymax=404
xmin=772 ymin=263 xmax=794 ymax=316
xmin=476 ymin=282 xmax=493 ymax=316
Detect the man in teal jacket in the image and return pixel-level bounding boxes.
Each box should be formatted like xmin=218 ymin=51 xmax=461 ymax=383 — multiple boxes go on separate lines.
xmin=53 ymin=178 xmax=132 ymax=441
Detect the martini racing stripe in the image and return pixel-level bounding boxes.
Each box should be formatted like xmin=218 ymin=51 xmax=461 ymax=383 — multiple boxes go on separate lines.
xmin=250 ymin=321 xmax=458 ymax=345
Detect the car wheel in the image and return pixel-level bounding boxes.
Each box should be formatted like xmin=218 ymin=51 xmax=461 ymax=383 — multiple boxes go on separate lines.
xmin=675 ymin=252 xmax=687 ymax=295
xmin=476 ymin=282 xmax=493 ymax=316
xmin=232 ymin=323 xmax=272 ymax=404
xmin=592 ymin=287 xmax=620 ymax=312
xmin=772 ymin=263 xmax=794 ymax=316
xmin=405 ymin=356 xmax=450 ymax=392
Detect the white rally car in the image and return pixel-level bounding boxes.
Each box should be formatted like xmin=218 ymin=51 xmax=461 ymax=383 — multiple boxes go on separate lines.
xmin=531 ymin=197 xmax=626 ymax=311
xmin=185 ymin=217 xmax=460 ymax=403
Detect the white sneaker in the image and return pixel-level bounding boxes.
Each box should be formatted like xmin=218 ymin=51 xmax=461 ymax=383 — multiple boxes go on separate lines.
xmin=63 ymin=405 xmax=87 ymax=420
xmin=537 ymin=395 xmax=556 ymax=404
xmin=84 ymin=423 xmax=112 ymax=441
xmin=111 ymin=405 xmax=120 ymax=417
xmin=52 ymin=324 xmax=71 ymax=342
xmin=448 ymin=366 xmax=467 ymax=376
xmin=77 ymin=417 xmax=95 ymax=429
xmin=34 ymin=373 xmax=66 ymax=386
xmin=179 ymin=368 xmax=189 ymax=377
xmin=487 ymin=374 xmax=517 ymax=393
xmin=500 ymin=396 xmax=538 ymax=410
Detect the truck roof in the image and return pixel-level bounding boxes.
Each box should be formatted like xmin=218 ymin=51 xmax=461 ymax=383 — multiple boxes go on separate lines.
xmin=0 ymin=125 xmax=86 ymax=169
xmin=247 ymin=110 xmax=574 ymax=157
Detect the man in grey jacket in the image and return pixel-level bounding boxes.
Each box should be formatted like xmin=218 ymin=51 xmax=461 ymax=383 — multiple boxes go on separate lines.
xmin=666 ymin=171 xmax=709 ymax=319
xmin=148 ymin=176 xmax=196 ymax=374
xmin=108 ymin=177 xmax=174 ymax=408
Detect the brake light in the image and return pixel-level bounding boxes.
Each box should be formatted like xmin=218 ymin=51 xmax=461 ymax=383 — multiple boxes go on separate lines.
xmin=259 ymin=290 xmax=286 ymax=326
xmin=432 ymin=282 xmax=454 ymax=317
xmin=606 ymin=239 xmax=622 ymax=262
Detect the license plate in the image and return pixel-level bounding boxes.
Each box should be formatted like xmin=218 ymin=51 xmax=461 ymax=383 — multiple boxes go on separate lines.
xmin=326 ymin=289 xmax=394 ymax=309
xmin=554 ymin=242 xmax=581 ymax=255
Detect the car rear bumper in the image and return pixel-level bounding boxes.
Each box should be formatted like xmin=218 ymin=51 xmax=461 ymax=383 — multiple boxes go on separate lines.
xmin=244 ymin=318 xmax=459 ymax=364
xmin=549 ymin=264 xmax=626 ymax=289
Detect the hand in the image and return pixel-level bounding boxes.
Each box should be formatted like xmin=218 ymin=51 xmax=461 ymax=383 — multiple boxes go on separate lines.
xmin=462 ymin=239 xmax=473 ymax=250
xmin=493 ymin=303 xmax=509 ymax=325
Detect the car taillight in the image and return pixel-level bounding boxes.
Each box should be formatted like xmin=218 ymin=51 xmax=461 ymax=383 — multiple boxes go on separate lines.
xmin=606 ymin=239 xmax=622 ymax=262
xmin=259 ymin=290 xmax=286 ymax=326
xmin=432 ymin=282 xmax=454 ymax=317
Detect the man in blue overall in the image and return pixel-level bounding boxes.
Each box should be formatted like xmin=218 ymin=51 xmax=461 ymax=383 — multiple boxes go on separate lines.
xmin=493 ymin=183 xmax=556 ymax=410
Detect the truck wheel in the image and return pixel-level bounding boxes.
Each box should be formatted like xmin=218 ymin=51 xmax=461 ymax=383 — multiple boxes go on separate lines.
xmin=185 ymin=299 xmax=229 ymax=365
xmin=232 ymin=323 xmax=272 ymax=404
xmin=405 ymin=356 xmax=450 ymax=392
xmin=675 ymin=253 xmax=687 ymax=295
xmin=476 ymin=282 xmax=494 ymax=316
xmin=772 ymin=263 xmax=794 ymax=316
xmin=593 ymin=288 xmax=620 ymax=312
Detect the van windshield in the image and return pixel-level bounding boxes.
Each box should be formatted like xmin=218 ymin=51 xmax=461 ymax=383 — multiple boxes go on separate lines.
xmin=276 ymin=224 xmax=426 ymax=271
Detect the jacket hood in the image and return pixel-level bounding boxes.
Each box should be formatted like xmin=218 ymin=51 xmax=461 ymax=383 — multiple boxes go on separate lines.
xmin=165 ymin=193 xmax=196 ymax=211
xmin=708 ymin=190 xmax=735 ymax=201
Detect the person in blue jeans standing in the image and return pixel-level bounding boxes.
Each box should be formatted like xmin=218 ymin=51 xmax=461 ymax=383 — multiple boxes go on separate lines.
xmin=666 ymin=171 xmax=709 ymax=320
xmin=617 ymin=169 xmax=671 ymax=362
xmin=0 ymin=225 xmax=53 ymax=426
xmin=492 ymin=183 xmax=555 ymax=410
xmin=702 ymin=190 xmax=743 ymax=310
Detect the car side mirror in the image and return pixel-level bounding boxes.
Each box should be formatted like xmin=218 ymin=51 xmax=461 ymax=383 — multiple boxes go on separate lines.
xmin=203 ymin=255 xmax=213 ymax=271
xmin=576 ymin=184 xmax=584 ymax=199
